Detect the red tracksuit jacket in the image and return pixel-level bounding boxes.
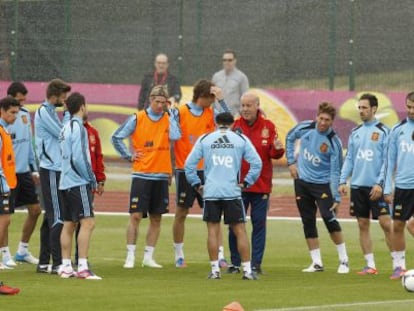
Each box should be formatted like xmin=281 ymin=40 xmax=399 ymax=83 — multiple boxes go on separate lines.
xmin=84 ymin=121 xmax=106 ymax=183
xmin=233 ymin=112 xmax=284 ymax=193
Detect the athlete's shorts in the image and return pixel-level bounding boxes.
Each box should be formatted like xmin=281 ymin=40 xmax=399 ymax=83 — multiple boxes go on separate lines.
xmin=203 ymin=199 xmax=246 ymax=225
xmin=393 ymin=187 xmax=414 ymax=221
xmin=129 ymin=177 xmax=169 ymax=217
xmin=175 ymin=169 xmax=203 ymax=209
xmin=61 ymin=184 xmax=94 ymax=222
xmin=294 ymin=179 xmax=336 ymax=221
xmin=350 ymin=187 xmax=390 ymax=219
xmin=0 ymin=189 xmax=15 ymax=215
xmin=14 ymin=172 xmax=39 ymax=208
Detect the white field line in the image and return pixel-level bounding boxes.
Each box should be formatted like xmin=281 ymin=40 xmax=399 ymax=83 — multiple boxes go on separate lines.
xmin=254 ymin=299 xmax=414 ymax=311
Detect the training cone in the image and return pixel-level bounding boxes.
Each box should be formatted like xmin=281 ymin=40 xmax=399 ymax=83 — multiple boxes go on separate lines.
xmin=223 ymin=301 xmax=245 ymax=311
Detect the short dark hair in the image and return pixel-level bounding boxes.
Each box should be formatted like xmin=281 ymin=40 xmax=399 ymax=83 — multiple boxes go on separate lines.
xmin=318 ymin=102 xmax=336 ymax=120
xmin=7 ymin=82 xmax=28 ymax=97
xmin=192 ymin=79 xmax=214 ymax=102
xmin=359 ymin=93 xmax=378 ymax=108
xmin=46 ymin=78 xmax=71 ymax=99
xmin=215 ymin=112 xmax=234 ymax=126
xmin=406 ymin=91 xmax=414 ymax=102
xmin=223 ymin=49 xmax=236 ymax=59
xmin=0 ymin=96 xmax=20 ymax=111
xmin=66 ymin=92 xmax=85 ymax=115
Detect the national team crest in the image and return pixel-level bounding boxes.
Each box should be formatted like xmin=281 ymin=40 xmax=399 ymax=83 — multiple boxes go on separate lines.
xmin=21 ymin=115 xmax=28 ymax=124
xmin=319 ymin=143 xmax=328 ymax=153
xmin=261 ymin=127 xmax=269 ymax=138
xmin=371 ymin=132 xmax=379 ymax=141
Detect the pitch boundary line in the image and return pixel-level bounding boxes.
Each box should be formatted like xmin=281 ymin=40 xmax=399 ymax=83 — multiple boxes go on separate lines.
xmin=254 ymin=299 xmax=414 ymax=311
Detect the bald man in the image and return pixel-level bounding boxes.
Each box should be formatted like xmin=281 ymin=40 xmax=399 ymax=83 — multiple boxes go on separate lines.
xmin=137 ymin=53 xmax=182 ymax=110
xmin=227 ymin=92 xmax=285 ymax=274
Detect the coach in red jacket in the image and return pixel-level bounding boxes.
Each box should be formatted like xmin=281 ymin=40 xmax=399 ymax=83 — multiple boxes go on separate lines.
xmin=227 ymin=92 xmax=285 ymax=275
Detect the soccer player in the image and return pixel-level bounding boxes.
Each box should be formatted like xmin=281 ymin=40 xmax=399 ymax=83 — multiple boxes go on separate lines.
xmin=286 ymin=102 xmax=349 ymax=273
xmin=338 ymin=94 xmax=392 ymax=275
xmin=185 ymin=112 xmax=262 ymax=280
xmin=384 ymin=91 xmax=414 ymax=279
xmin=6 ymin=82 xmax=41 ymax=266
xmin=172 ymin=80 xmax=228 ymax=268
xmin=228 ymin=92 xmax=285 ymax=275
xmin=0 ymin=97 xmax=20 ymax=270
xmin=74 ymin=114 xmax=106 ymax=265
xmin=112 ymin=85 xmax=181 ymax=269
xmin=34 ymin=79 xmax=71 ymax=274
xmin=58 ymin=92 xmax=100 ymax=279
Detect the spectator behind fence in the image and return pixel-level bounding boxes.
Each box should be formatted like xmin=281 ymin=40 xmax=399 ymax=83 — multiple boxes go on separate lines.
xmin=137 ymin=53 xmax=182 ymax=110
xmin=212 ymin=49 xmax=249 ymax=116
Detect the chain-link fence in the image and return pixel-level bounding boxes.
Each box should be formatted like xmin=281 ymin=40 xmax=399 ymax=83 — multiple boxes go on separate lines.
xmin=1 ymin=0 xmax=414 ymax=90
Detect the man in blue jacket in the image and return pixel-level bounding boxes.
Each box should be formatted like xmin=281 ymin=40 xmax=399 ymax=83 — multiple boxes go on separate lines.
xmin=286 ymin=102 xmax=349 ymax=274
xmin=185 ymin=112 xmax=262 ymax=280
xmin=34 ymin=79 xmax=71 ymax=274
xmin=58 ymin=92 xmax=100 ymax=280
xmin=339 ymin=94 xmax=392 ymax=275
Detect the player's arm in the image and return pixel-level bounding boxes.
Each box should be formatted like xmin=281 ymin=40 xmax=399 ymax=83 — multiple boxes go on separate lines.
xmin=92 ymin=127 xmax=106 ymax=183
xmin=211 ymin=86 xmax=229 ymax=113
xmin=38 ymin=106 xmax=63 ymax=139
xmin=0 ymin=136 xmax=10 ymax=195
xmin=111 ymin=114 xmax=137 ymax=161
xmin=330 ymin=136 xmax=343 ymax=204
xmin=286 ymin=121 xmax=307 ymax=179
xmin=242 ymin=136 xmax=263 ymax=187
xmin=184 ymin=137 xmax=204 ymax=188
xmin=72 ymin=122 xmax=96 ymax=188
xmin=339 ymin=135 xmax=355 ymax=196
xmin=269 ymin=122 xmax=285 ymax=159
xmin=384 ymin=127 xmax=398 ymax=199
xmin=240 ymin=72 xmax=249 ymax=94
xmin=169 ymin=108 xmax=182 ymax=141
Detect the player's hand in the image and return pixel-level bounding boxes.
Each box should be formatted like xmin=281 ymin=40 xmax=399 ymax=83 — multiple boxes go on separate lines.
xmin=31 ymin=172 xmax=40 ymax=185
xmin=210 ymin=86 xmax=224 ymax=101
xmin=196 ymin=185 xmax=204 ymax=196
xmin=96 ymin=183 xmax=104 ymax=196
xmin=384 ymin=194 xmax=393 ymax=205
xmin=338 ymin=184 xmax=347 ymax=196
xmin=329 ymin=201 xmax=340 ymax=212
xmin=130 ymin=150 xmax=144 ymax=162
xmin=274 ymin=138 xmax=284 ymax=150
xmin=288 ymin=164 xmax=298 ymax=179
xmin=369 ymin=184 xmax=383 ymax=201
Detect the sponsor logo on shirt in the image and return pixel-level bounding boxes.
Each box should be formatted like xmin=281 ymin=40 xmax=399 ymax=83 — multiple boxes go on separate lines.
xmin=211 ymin=135 xmax=234 ymax=149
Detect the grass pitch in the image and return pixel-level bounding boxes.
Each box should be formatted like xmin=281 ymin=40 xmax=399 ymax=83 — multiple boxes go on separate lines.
xmin=3 ymin=213 xmax=414 ymax=310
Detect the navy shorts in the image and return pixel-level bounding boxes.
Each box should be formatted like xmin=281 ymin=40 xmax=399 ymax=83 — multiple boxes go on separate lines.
xmin=203 ymin=199 xmax=246 ymax=225
xmin=350 ymin=187 xmax=390 ymax=219
xmin=14 ymin=172 xmax=39 ymax=207
xmin=393 ymin=188 xmax=414 ymax=221
xmin=61 ymin=184 xmax=94 ymax=222
xmin=175 ymin=169 xmax=203 ymax=209
xmin=129 ymin=177 xmax=169 ymax=217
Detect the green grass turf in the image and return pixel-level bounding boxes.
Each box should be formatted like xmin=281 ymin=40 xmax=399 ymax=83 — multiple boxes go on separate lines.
xmin=3 ymin=213 xmax=414 ymax=310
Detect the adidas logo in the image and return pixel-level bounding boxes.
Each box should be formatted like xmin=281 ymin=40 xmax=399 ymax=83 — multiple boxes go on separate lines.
xmin=211 ymin=135 xmax=234 ymax=149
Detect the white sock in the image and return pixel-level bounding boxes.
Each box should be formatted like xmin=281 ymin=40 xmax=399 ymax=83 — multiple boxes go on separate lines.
xmin=144 ymin=246 xmax=154 ymax=261
xmin=364 ymin=253 xmax=375 ymax=268
xmin=126 ymin=244 xmax=136 ymax=256
xmin=17 ymin=242 xmax=29 ymax=255
xmin=210 ymin=260 xmax=219 ymax=273
xmin=241 ymin=261 xmax=252 ymax=274
xmin=78 ymin=258 xmax=88 ymax=271
xmin=62 ymin=258 xmax=72 ymax=267
xmin=336 ymin=243 xmax=348 ymax=263
xmin=310 ymin=248 xmax=322 ymax=266
xmin=218 ymin=246 xmax=225 ymax=260
xmin=391 ymin=251 xmax=397 ymax=269
xmin=174 ymin=243 xmax=184 ymax=261
xmin=1 ymin=246 xmax=11 ymax=260
xmin=395 ymin=250 xmax=406 ymax=269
